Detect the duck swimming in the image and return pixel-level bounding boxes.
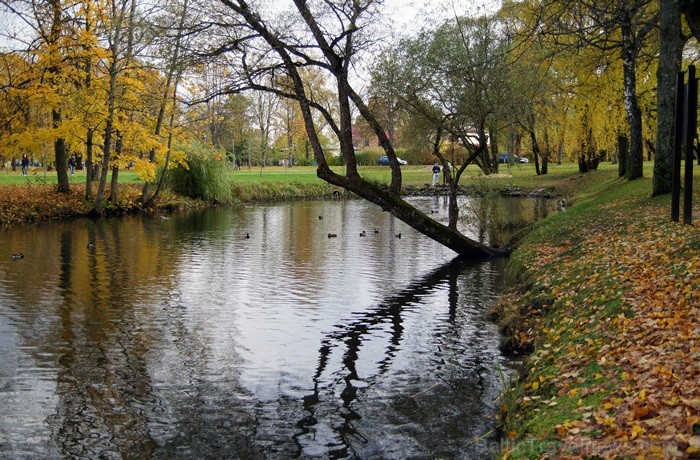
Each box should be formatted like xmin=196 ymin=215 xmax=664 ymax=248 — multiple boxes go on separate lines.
xmin=10 ymin=253 xmax=24 ymax=259
xmin=327 ymin=233 xmax=337 ymax=238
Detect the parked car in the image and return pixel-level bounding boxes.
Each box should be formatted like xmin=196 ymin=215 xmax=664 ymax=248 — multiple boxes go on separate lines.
xmin=377 ymin=155 xmax=407 ymax=166
xmin=498 ymin=153 xmax=529 ymax=164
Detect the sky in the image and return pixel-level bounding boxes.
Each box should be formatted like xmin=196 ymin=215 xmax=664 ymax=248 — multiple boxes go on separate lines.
xmin=381 ymin=0 xmax=502 ymax=32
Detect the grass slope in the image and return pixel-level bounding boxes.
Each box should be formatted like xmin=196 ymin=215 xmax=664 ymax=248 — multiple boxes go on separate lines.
xmin=496 ymin=167 xmax=700 ymax=459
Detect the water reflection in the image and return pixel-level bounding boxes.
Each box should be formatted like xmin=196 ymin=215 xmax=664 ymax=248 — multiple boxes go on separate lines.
xmin=295 ymin=257 xmax=500 ymax=458
xmin=0 ymin=197 xmax=552 ymax=458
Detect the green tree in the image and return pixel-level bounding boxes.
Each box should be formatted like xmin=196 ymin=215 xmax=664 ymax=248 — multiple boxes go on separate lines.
xmin=523 ymin=0 xmax=658 ymax=180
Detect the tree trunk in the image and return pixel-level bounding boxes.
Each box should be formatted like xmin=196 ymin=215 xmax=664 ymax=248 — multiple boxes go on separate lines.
xmin=94 ymin=1 xmax=127 ymax=214
xmin=318 ymin=170 xmax=507 ymax=258
xmin=618 ymin=134 xmax=629 ymax=177
xmin=490 ymin=127 xmax=499 ymax=174
xmin=48 ymin=0 xmax=69 ymax=193
xmin=85 ymin=128 xmax=94 ymax=200
xmin=620 ymin=16 xmax=644 ymax=180
xmin=680 ymin=0 xmax=700 ymax=42
xmin=109 ymin=134 xmax=122 ymax=202
xmin=654 ymin=0 xmax=684 ymax=195
xmin=224 ymin=0 xmax=503 ymax=259
xmin=83 ymin=2 xmax=94 ymax=201
xmin=53 ymin=108 xmax=70 ymax=192
xmin=542 ymin=128 xmax=550 ymax=175
xmin=144 ymin=71 xmax=182 ymax=208
xmin=530 ymin=129 xmax=541 ymax=175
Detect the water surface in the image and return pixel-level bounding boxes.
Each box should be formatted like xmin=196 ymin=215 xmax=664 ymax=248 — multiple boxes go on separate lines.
xmin=0 ymin=197 xmax=552 ymax=458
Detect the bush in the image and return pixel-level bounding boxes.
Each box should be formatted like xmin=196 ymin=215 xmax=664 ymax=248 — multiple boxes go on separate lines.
xmin=294 ymin=157 xmax=314 ymax=166
xmin=170 ymin=143 xmax=237 ymax=204
xmin=355 ymin=149 xmax=378 ymax=166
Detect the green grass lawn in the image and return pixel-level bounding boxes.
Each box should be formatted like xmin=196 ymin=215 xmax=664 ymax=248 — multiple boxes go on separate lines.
xmin=0 ymin=161 xmax=645 ymax=191
xmin=226 ymin=162 xmax=613 ymax=188
xmin=0 ymin=169 xmax=144 ymax=186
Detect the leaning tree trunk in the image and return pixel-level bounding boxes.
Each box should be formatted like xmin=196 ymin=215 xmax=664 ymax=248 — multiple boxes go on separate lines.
xmin=227 ymin=0 xmax=504 ymax=259
xmin=317 ymin=169 xmax=507 ymax=258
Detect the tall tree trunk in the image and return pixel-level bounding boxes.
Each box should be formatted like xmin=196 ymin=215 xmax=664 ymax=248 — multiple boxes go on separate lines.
xmin=144 ymin=72 xmax=182 ymax=207
xmin=85 ymin=129 xmax=94 ymax=200
xmin=49 ymin=0 xmax=69 ymax=193
xmin=530 ymin=129 xmax=541 ymax=175
xmin=53 ymin=108 xmax=70 ymax=192
xmin=542 ymin=127 xmax=550 ymax=175
xmin=618 ymin=134 xmax=629 ymax=177
xmin=94 ymin=0 xmax=127 ymax=213
xmin=109 ymin=134 xmax=122 ymax=202
xmin=490 ymin=127 xmax=499 ymax=174
xmin=141 ymin=0 xmax=184 ymax=206
xmin=83 ymin=2 xmax=94 ymax=201
xmin=680 ymin=0 xmax=700 ymax=42
xmin=654 ymin=0 xmax=685 ymax=195
xmin=620 ymin=15 xmax=644 ymax=180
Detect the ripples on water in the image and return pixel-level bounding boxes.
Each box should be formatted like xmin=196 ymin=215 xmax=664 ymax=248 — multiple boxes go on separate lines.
xmin=0 ymin=197 xmax=553 ymax=458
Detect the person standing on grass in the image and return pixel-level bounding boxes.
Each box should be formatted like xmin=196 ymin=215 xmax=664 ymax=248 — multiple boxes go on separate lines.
xmin=432 ymin=163 xmax=441 ymax=186
xmin=68 ymin=156 xmax=76 ymax=175
xmin=21 ymin=154 xmax=29 ymax=176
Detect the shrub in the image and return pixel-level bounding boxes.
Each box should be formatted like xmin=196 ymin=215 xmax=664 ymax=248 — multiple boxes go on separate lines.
xmin=170 ymin=143 xmax=237 ymax=204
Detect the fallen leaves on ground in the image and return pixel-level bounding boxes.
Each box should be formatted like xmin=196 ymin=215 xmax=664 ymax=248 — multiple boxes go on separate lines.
xmin=499 ymin=185 xmax=700 ymax=459
xmin=0 ymin=183 xmax=201 ymax=225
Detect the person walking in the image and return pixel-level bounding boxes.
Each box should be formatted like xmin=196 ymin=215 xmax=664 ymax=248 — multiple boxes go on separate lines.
xmin=431 ymin=163 xmax=441 ymax=186
xmin=68 ymin=155 xmax=76 ymax=175
xmin=21 ymin=154 xmax=29 ymax=176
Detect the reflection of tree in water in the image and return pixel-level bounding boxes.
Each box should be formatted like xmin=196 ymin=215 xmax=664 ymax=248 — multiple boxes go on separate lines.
xmin=48 ymin=219 xmax=260 ymax=458
xmin=294 ymin=257 xmax=501 ymax=458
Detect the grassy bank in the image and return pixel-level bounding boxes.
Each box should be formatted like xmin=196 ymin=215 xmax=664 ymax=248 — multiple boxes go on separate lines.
xmin=0 ymin=162 xmax=591 ymax=225
xmin=495 ymin=167 xmax=700 ymax=458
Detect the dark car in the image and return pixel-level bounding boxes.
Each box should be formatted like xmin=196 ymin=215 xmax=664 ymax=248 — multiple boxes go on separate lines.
xmin=377 ymin=155 xmax=407 ymax=166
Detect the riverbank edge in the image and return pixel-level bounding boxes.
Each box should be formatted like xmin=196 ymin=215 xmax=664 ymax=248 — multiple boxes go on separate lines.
xmin=0 ymin=180 xmax=565 ymax=227
xmin=491 ymin=171 xmax=700 ymax=459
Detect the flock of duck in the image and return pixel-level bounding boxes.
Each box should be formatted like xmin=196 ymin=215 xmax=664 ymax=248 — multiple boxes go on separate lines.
xmin=327 ymin=228 xmax=400 ymax=239
xmin=9 ymin=212 xmax=406 ymax=260
xmin=11 ymin=242 xmax=96 ymax=260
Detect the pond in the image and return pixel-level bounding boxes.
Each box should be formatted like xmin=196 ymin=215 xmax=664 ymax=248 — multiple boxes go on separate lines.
xmin=0 ymin=196 xmax=555 ymax=459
